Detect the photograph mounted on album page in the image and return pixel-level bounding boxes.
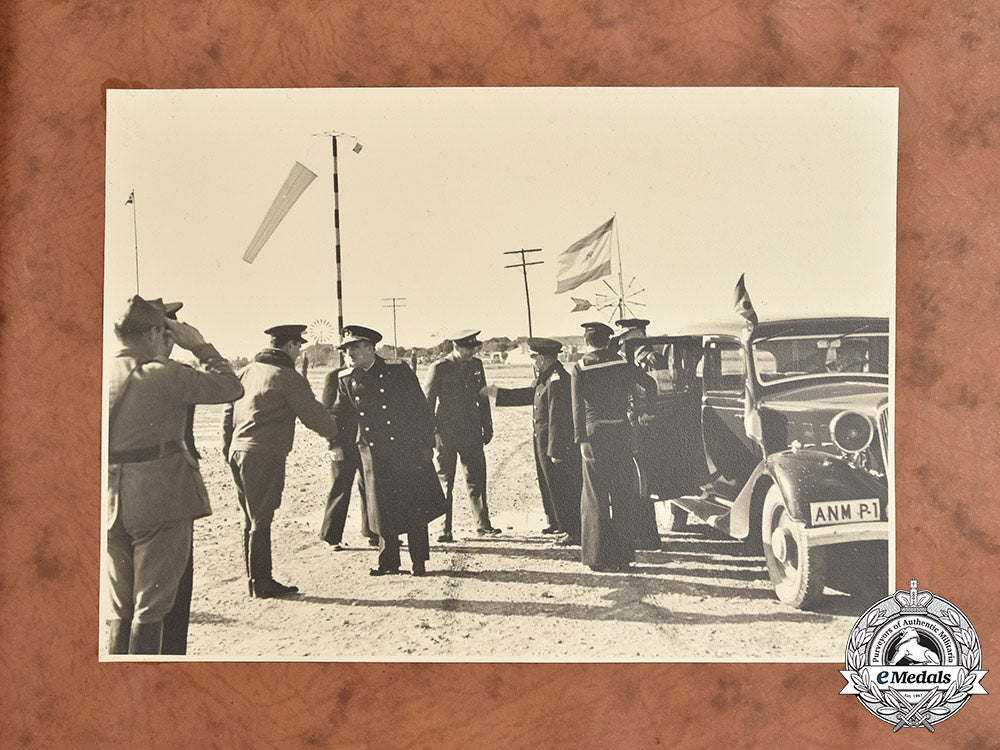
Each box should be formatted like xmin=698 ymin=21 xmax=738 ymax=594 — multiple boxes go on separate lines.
xmin=102 ymin=86 xmax=897 ymax=662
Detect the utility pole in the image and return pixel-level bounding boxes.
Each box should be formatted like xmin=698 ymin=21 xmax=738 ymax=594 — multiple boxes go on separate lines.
xmin=382 ymin=297 xmax=407 ymax=358
xmin=503 ymin=248 xmax=543 ymax=337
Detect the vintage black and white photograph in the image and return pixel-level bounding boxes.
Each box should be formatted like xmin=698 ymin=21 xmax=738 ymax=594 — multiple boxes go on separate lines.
xmin=102 ymin=87 xmax=897 ymax=661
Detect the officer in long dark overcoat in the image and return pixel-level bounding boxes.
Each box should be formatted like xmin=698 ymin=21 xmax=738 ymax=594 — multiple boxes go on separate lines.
xmin=571 ymin=321 xmax=653 ymax=572
xmin=423 ymin=330 xmax=500 ymax=541
xmin=493 ymin=338 xmax=581 ymax=544
xmin=330 ymin=325 xmax=447 ymax=576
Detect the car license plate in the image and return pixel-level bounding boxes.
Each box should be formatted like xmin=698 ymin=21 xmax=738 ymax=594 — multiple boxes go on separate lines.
xmin=810 ymin=499 xmax=880 ymax=526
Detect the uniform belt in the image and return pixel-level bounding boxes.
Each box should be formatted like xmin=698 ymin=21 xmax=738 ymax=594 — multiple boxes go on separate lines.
xmin=109 ymin=440 xmax=184 ymax=464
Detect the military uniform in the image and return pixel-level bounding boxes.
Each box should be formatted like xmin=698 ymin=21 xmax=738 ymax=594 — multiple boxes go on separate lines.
xmin=106 ymin=296 xmax=243 ymax=654
xmin=615 ymin=318 xmax=663 ymax=551
xmin=495 ymin=339 xmax=581 ymax=541
xmin=320 ymin=368 xmax=375 ymax=547
xmin=222 ymin=327 xmax=339 ymax=596
xmin=423 ymin=339 xmax=497 ymax=536
xmin=571 ymin=325 xmax=650 ymax=570
xmin=331 ymin=352 xmax=447 ymax=572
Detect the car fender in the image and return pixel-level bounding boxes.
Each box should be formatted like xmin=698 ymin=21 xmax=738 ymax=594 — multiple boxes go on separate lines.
xmin=729 ymin=449 xmax=887 ymax=538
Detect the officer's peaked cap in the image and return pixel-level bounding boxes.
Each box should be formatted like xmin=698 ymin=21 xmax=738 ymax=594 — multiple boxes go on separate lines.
xmin=338 ymin=325 xmax=382 ymax=348
xmin=581 ymin=321 xmax=614 ymax=338
xmin=447 ymin=329 xmax=482 ymax=347
xmin=527 ymin=337 xmax=562 ymax=354
xmin=114 ymin=295 xmax=170 ymax=335
xmin=152 ymin=299 xmax=184 ymax=321
xmin=265 ymin=324 xmax=308 ymax=343
xmin=615 ymin=318 xmax=650 ymax=330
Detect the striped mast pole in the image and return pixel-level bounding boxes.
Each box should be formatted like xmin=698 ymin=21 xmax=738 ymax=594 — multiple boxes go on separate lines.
xmin=315 ymin=131 xmax=362 ymax=366
xmin=330 ymin=135 xmax=345 ymax=366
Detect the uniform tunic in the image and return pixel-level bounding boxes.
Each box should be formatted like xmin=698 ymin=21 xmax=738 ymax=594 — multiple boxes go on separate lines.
xmin=331 ymin=356 xmax=447 ymax=567
xmin=423 ymin=352 xmax=495 ymax=533
xmin=570 ymin=348 xmax=649 ymax=568
xmin=106 ymin=344 xmax=242 ymax=630
xmin=495 ymin=361 xmax=581 ymax=539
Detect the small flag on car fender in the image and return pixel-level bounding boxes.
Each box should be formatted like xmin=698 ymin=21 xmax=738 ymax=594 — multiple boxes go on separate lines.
xmin=734 ymin=273 xmax=758 ymax=328
xmin=125 ymin=190 xmax=134 ymax=205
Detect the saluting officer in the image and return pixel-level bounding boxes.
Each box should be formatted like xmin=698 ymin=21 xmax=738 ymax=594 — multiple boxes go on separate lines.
xmin=571 ymin=321 xmax=651 ymax=572
xmin=330 ymin=325 xmax=447 ymax=576
xmin=492 ymin=338 xmax=581 ymax=545
xmin=423 ymin=330 xmax=500 ymax=541
xmin=614 ymin=317 xmax=662 ymax=551
xmin=106 ymin=295 xmax=243 ymax=654
xmin=222 ymin=324 xmax=339 ymax=598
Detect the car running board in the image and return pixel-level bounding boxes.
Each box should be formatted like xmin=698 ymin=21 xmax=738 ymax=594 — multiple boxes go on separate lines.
xmin=669 ymin=495 xmax=733 ymax=535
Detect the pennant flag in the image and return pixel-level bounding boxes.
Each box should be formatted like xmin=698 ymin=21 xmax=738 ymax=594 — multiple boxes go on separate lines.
xmin=570 ymin=297 xmax=593 ymax=312
xmin=243 ymin=161 xmax=318 ymax=264
xmin=555 ymin=217 xmax=614 ymax=294
xmin=125 ymin=190 xmax=134 ymax=205
xmin=734 ymin=273 xmax=758 ymax=327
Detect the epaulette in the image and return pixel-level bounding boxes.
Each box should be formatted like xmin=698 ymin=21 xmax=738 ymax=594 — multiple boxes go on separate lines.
xmin=549 ymin=371 xmax=561 ymax=382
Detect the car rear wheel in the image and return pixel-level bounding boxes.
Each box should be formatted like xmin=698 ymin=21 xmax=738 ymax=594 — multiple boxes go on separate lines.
xmin=761 ymin=484 xmax=827 ymax=609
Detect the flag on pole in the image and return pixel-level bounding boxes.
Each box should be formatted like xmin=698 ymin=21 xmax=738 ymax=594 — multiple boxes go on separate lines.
xmin=734 ymin=273 xmax=758 ymax=327
xmin=570 ymin=297 xmax=593 ymax=312
xmin=243 ymin=161 xmax=318 ymax=264
xmin=555 ymin=217 xmax=614 ymax=294
xmin=125 ymin=191 xmax=134 ymax=205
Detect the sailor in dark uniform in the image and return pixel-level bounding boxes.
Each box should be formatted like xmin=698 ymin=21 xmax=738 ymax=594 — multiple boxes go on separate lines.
xmin=492 ymin=338 xmax=581 ymax=545
xmin=615 ymin=317 xmax=662 ymax=550
xmin=571 ymin=321 xmax=651 ymax=571
xmin=329 ymin=326 xmax=447 ymax=576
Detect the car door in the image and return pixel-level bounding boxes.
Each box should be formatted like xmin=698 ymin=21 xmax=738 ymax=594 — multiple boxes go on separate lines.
xmin=700 ymin=335 xmax=761 ymax=499
xmin=627 ymin=335 xmax=708 ymax=499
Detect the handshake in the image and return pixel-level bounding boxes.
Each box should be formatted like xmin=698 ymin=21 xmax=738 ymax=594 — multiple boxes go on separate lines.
xmin=479 ymin=384 xmax=499 ymax=400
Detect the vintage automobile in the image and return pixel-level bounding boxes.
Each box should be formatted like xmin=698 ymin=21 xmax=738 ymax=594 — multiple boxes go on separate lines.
xmin=625 ymin=315 xmax=891 ymax=609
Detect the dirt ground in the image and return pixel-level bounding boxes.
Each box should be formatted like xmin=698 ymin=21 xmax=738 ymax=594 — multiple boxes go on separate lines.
xmin=173 ymin=363 xmax=868 ymax=662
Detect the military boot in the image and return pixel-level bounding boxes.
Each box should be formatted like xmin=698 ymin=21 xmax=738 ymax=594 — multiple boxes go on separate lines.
xmin=129 ymin=621 xmax=164 ymax=655
xmin=107 ymin=618 xmax=131 ymax=655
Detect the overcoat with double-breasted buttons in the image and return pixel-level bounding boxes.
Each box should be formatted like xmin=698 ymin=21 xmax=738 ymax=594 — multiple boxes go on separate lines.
xmin=330 ymin=356 xmax=446 ymax=537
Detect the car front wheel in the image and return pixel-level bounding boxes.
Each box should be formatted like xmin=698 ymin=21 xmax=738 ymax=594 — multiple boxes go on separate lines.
xmin=761 ymin=484 xmax=827 ymax=609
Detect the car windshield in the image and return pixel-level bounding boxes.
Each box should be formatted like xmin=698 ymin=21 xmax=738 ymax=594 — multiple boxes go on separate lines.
xmin=753 ymin=333 xmax=889 ymax=384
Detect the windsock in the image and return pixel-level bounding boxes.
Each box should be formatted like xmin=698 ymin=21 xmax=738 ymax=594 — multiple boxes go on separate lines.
xmin=242 ymin=161 xmax=317 ymax=263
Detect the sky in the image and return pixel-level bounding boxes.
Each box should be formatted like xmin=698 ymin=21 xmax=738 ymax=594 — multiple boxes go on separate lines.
xmin=104 ymin=87 xmax=897 ymax=358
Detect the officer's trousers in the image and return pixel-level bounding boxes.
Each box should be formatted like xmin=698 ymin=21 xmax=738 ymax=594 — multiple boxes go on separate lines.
xmin=107 ymin=512 xmax=192 ymax=646
xmin=377 ymin=524 xmax=430 ymax=570
xmin=535 ymin=441 xmax=581 ymax=539
xmin=435 ymin=442 xmax=491 ymax=533
xmin=229 ymin=450 xmax=286 ymax=584
xmin=321 ymin=449 xmax=374 ymax=545
xmin=579 ymin=427 xmax=635 ymax=568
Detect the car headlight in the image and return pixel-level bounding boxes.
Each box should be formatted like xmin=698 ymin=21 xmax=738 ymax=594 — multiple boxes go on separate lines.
xmin=830 ymin=410 xmax=874 ymax=454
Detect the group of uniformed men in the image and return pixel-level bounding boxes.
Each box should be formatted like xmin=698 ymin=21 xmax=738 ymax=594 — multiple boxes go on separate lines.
xmin=105 ymin=294 xmax=660 ymax=654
